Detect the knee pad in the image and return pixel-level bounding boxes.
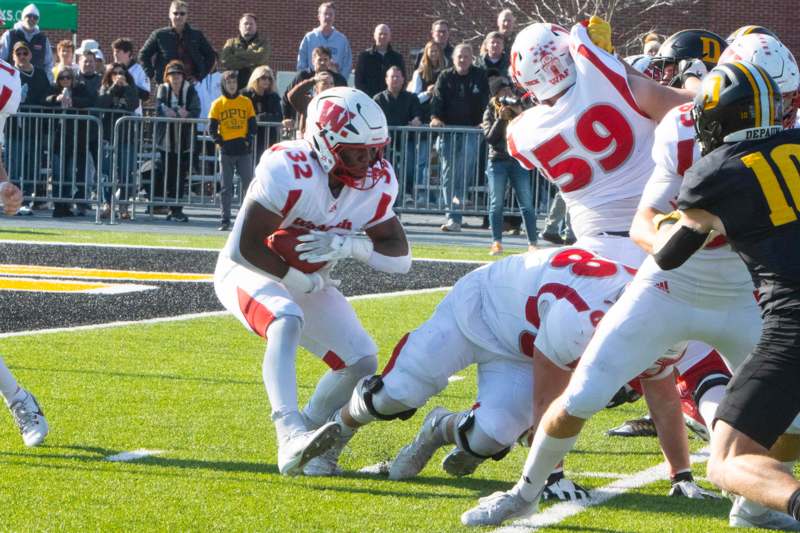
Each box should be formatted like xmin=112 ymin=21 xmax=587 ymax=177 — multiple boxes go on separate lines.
xmin=347 ymin=375 xmax=417 ymax=425
xmin=454 ymin=410 xmax=510 ymax=461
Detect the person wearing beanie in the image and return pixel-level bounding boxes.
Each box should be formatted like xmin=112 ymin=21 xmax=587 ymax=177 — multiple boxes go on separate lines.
xmin=208 ymin=70 xmax=256 ymax=231
xmin=0 ymin=3 xmax=55 ymax=81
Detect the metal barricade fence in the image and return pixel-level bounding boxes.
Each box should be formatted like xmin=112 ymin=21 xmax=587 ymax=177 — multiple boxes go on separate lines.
xmin=107 ymin=114 xmax=558 ymax=224
xmin=4 ymin=106 xmax=104 ymax=222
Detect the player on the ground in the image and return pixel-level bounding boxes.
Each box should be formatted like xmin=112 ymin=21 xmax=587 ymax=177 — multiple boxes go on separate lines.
xmin=460 ymin=58 xmax=799 ymax=528
xmin=214 ymin=87 xmax=411 ymax=476
xmin=651 ymin=60 xmax=800 ymax=530
xmin=506 ymin=18 xmax=692 ymax=268
xmin=0 ymin=57 xmax=49 ymax=447
xmin=330 ymin=247 xmax=707 ymax=499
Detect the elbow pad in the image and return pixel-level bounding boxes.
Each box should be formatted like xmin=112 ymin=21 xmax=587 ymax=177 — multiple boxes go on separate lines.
xmin=653 ymin=225 xmax=708 ymax=270
xmin=367 ymin=250 xmax=412 ymax=274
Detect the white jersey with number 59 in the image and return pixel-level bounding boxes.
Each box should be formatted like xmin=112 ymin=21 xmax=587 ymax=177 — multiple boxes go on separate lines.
xmin=507 ymin=24 xmax=656 ymax=238
xmin=453 ymin=247 xmax=635 ymax=370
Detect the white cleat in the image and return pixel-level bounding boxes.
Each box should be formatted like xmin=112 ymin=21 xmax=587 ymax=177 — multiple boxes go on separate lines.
xmin=388 ymin=406 xmax=449 ymax=480
xmin=730 ymin=495 xmax=800 ymax=530
xmin=441 ymin=447 xmax=484 ymax=477
xmin=8 ymin=390 xmax=48 ymax=447
xmin=461 ymin=490 xmax=538 ymax=527
xmin=277 ymin=421 xmax=340 ymax=476
xmin=303 ymin=431 xmax=353 ymax=477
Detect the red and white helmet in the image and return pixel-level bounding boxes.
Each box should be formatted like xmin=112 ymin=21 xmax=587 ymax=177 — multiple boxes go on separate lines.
xmin=720 ymin=33 xmax=800 ymax=128
xmin=304 ymin=86 xmax=390 ymax=189
xmin=509 ymin=23 xmax=576 ymax=102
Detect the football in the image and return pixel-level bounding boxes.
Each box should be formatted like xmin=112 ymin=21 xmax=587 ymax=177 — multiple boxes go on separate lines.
xmin=265 ymin=226 xmax=327 ymax=274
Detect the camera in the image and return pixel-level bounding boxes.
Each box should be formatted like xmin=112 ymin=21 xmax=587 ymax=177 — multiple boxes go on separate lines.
xmin=498 ymin=96 xmax=520 ymax=106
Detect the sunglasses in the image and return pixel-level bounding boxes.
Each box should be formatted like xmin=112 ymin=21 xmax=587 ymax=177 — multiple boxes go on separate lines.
xmin=259 ymin=75 xmax=273 ymax=81
xmin=58 ymin=75 xmax=73 ymax=81
xmin=14 ymin=50 xmax=30 ymax=56
xmin=172 ymin=11 xmax=187 ymax=16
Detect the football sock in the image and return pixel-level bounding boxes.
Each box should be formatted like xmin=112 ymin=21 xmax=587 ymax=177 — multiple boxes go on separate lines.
xmin=513 ymin=432 xmax=578 ymax=502
xmin=0 ymin=356 xmax=20 ymax=404
xmin=697 ymin=384 xmax=725 ymax=428
xmin=302 ymin=355 xmax=377 ymax=428
xmin=788 ymin=488 xmax=800 ymax=521
xmin=332 ymin=409 xmax=356 ymax=437
xmin=263 ymin=316 xmax=302 ymax=420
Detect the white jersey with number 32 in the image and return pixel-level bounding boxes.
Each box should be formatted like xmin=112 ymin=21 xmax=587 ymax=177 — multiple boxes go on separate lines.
xmin=219 ymin=139 xmax=399 ymax=265
xmin=454 ymin=248 xmax=635 ymax=370
xmin=507 ymin=24 xmax=656 ymax=238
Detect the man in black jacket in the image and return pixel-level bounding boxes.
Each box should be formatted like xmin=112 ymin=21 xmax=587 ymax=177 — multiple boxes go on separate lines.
xmin=430 ymin=43 xmax=488 ymax=231
xmin=281 ymin=47 xmax=348 ymax=131
xmin=138 ymin=0 xmax=216 ymax=84
xmin=374 ymin=66 xmax=422 ymax=202
xmin=355 ymin=24 xmax=405 ymax=98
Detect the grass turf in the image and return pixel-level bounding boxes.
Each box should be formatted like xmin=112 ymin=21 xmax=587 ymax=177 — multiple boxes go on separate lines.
xmin=0 ymin=226 xmax=500 ymax=262
xmin=0 ymin=290 xmax=747 ymax=531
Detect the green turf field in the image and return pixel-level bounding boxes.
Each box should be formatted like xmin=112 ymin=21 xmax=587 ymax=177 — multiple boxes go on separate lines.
xmin=0 ymin=226 xmax=500 ymax=262
xmin=0 ymin=290 xmax=750 ymax=532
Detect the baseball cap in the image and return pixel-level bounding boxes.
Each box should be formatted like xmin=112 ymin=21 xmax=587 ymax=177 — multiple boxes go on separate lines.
xmin=75 ymin=39 xmax=104 ymax=62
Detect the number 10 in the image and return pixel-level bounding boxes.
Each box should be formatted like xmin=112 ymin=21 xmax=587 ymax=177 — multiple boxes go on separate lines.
xmin=741 ymin=143 xmax=800 ymax=227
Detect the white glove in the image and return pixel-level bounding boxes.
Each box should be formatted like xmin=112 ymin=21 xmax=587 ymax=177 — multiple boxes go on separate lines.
xmin=295 ymin=230 xmax=373 ymax=264
xmin=281 ymin=267 xmax=325 ymax=294
xmin=677 ymin=58 xmax=708 ymax=85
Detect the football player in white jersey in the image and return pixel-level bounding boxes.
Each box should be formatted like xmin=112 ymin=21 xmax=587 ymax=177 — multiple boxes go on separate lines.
xmin=461 ymin=30 xmax=800 ymax=529
xmin=214 ymin=87 xmax=411 ymax=476
xmin=505 ymin=19 xmax=692 ymax=268
xmin=0 ymin=57 xmax=49 ymax=448
xmin=330 ymin=247 xmax=701 ymax=493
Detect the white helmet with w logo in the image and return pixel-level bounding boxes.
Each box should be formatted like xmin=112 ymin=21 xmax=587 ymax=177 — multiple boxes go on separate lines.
xmin=510 ymin=23 xmax=577 ymax=102
xmin=305 ymin=87 xmax=390 ymax=189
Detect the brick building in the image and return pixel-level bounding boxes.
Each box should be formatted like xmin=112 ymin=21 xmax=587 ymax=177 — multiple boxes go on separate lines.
xmin=48 ymin=0 xmax=799 ymax=76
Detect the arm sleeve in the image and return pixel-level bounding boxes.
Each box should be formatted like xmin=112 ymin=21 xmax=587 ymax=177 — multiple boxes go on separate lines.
xmin=364 ymin=164 xmax=400 ymax=229
xmin=339 ymin=35 xmax=352 ymax=79
xmin=138 ymin=31 xmax=158 ymax=79
xmin=430 ymin=74 xmax=445 ymax=119
xmin=482 ymin=104 xmax=505 ymax=144
xmin=354 ymin=52 xmax=367 ymax=92
xmin=186 ymin=86 xmax=201 ymax=118
xmin=247 ymin=155 xmax=295 ymax=216
xmin=43 ymin=37 xmax=54 ymax=83
xmin=637 ymin=164 xmax=682 ymax=213
xmin=208 ymin=118 xmax=221 ymax=143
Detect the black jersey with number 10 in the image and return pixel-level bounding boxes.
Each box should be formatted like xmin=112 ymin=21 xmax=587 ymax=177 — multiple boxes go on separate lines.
xmin=678 ymin=128 xmax=800 ymax=311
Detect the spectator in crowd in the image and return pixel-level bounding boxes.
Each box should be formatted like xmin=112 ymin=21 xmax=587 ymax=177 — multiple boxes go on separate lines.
xmin=0 ymin=4 xmax=54 ymax=82
xmin=9 ymin=41 xmax=49 ymax=215
xmin=430 ymin=43 xmax=489 ymax=232
xmin=219 ymin=13 xmax=270 ymax=90
xmin=139 ymin=0 xmax=216 ymax=84
xmin=242 ymin=65 xmax=283 ymax=154
xmin=539 ymin=192 xmax=575 ymax=245
xmin=208 ymin=70 xmax=256 ymax=232
xmin=643 ymin=32 xmax=661 ymax=56
xmin=476 ymin=31 xmax=509 ymax=76
xmin=297 ymin=2 xmax=352 ymax=79
xmin=194 ymin=61 xmax=222 ymax=136
xmin=96 ymin=63 xmax=139 ymax=220
xmin=414 ymin=20 xmax=453 ymax=69
xmin=407 ymin=41 xmax=445 ymax=124
xmin=155 ymin=60 xmax=200 ymax=222
xmin=75 ymin=47 xmax=102 ymax=104
xmin=374 ymin=66 xmax=422 ymax=204
xmin=286 ymin=70 xmax=335 ymax=135
xmin=482 ymin=76 xmax=537 ymax=255
xmin=355 ymin=24 xmax=405 ymax=97
xmin=52 ymin=39 xmax=76 ymax=80
xmin=496 ymin=9 xmax=516 ymax=52
xmin=282 ymin=46 xmax=347 ymax=130
xmin=112 ymin=38 xmax=152 ymax=112
xmin=44 ymin=68 xmax=93 ymax=217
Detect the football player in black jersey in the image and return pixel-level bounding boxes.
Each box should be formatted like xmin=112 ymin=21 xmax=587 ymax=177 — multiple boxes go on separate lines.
xmin=653 ymin=60 xmax=800 ymax=523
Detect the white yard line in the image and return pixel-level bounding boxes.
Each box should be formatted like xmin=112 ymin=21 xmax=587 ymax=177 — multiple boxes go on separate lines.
xmin=105 ymin=449 xmax=165 ymax=462
xmin=0 ymin=287 xmax=451 ymax=339
xmin=491 ymin=448 xmax=710 ymax=533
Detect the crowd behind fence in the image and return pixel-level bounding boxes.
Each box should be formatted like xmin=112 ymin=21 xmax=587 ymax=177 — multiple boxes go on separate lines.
xmin=2 ymin=105 xmax=557 ymax=224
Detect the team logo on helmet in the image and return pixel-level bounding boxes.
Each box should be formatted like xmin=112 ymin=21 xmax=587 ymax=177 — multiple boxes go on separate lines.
xmin=317 ymin=100 xmax=357 ymax=137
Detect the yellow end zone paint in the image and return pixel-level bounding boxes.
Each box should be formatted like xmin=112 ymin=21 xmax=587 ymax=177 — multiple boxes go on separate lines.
xmin=0 ymin=277 xmax=157 ymax=294
xmin=0 ymin=264 xmax=212 ymax=282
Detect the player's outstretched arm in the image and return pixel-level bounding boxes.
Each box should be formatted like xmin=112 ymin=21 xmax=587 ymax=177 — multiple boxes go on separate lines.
xmin=629 ymin=75 xmax=694 ymax=123
xmin=652 ymin=208 xmax=723 ymax=269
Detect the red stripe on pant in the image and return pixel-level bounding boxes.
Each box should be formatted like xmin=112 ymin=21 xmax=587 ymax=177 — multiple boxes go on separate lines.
xmin=381 ymin=332 xmax=410 ymax=376
xmin=237 ymin=287 xmax=275 ymax=337
xmin=323 ymin=351 xmax=346 ymax=371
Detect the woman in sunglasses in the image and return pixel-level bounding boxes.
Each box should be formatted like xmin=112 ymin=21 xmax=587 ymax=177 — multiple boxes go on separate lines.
xmin=242 ymin=65 xmax=282 ymax=155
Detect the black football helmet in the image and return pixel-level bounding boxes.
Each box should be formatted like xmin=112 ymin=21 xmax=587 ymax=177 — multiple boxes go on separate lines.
xmin=726 ymin=25 xmax=779 ymax=44
xmin=692 ymin=61 xmax=783 ymax=155
xmin=651 ymin=29 xmax=728 ymax=86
